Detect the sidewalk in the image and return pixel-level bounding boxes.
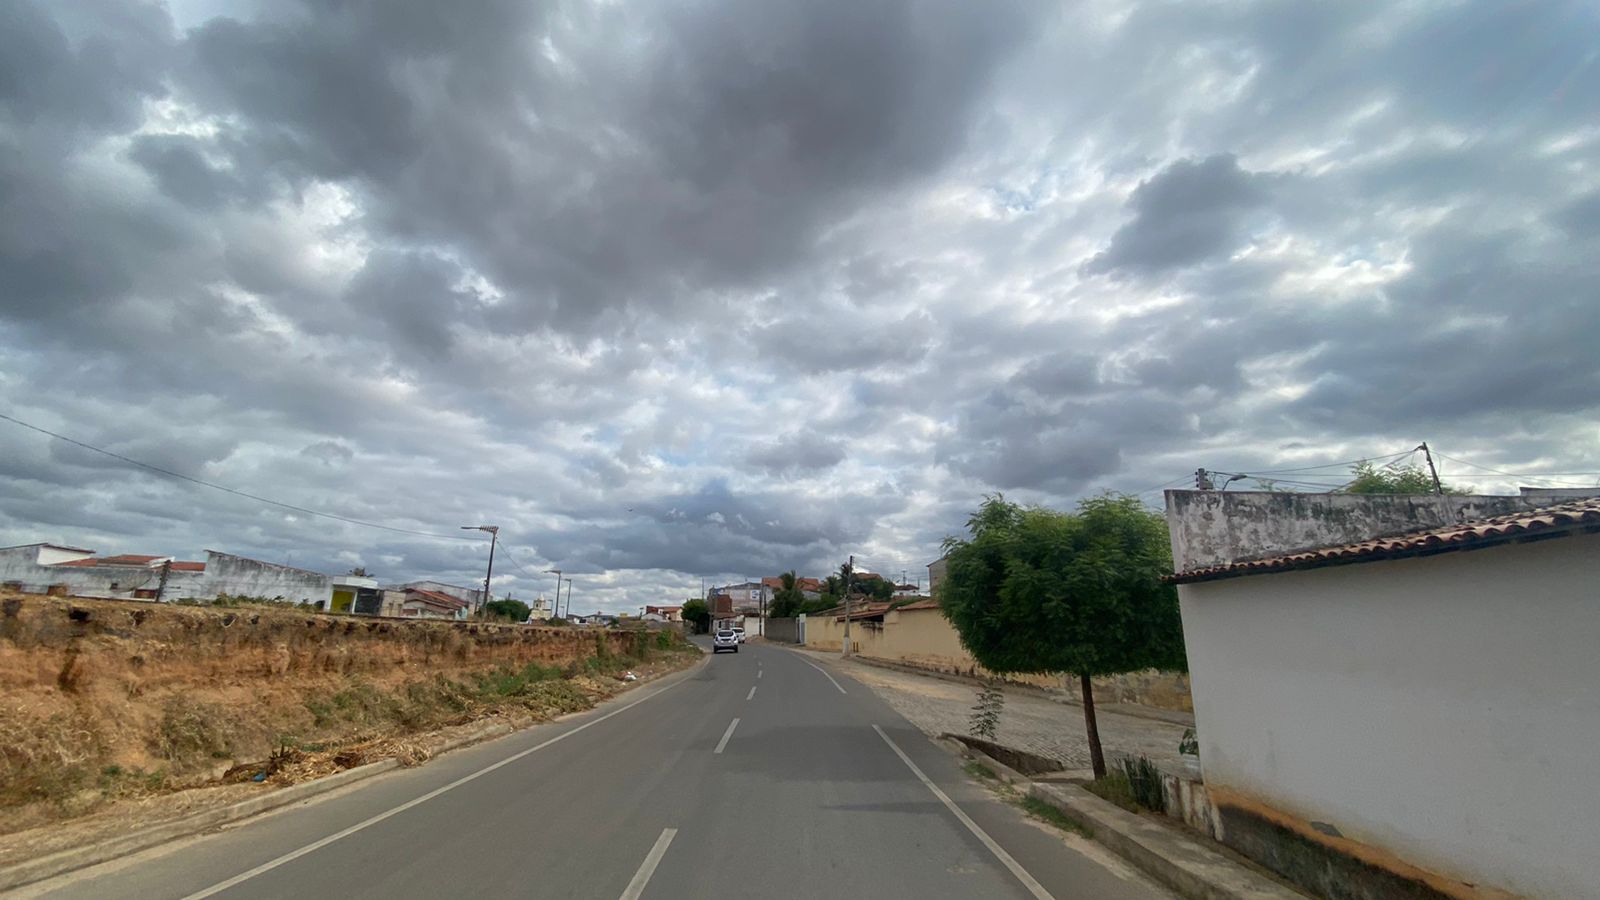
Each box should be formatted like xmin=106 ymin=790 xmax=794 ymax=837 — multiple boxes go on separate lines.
xmin=796 ymin=648 xmax=1192 ymax=771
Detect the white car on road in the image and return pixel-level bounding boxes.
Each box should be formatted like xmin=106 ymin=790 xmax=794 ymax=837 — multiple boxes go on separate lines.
xmin=713 ymin=629 xmax=739 ymax=653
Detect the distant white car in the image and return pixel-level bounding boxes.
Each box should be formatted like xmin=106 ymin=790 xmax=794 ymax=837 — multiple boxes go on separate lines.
xmin=733 ymin=627 xmax=747 ymax=643
xmin=713 ymin=630 xmax=739 ymax=653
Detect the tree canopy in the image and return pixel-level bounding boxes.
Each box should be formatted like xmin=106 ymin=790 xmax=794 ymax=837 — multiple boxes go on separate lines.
xmin=484 ymin=598 xmax=531 ymax=622
xmin=681 ymin=597 xmax=711 ymax=634
xmin=1341 ymin=461 xmax=1466 ymax=494
xmin=939 ymin=493 xmax=1186 ymax=777
xmin=940 ymin=493 xmax=1186 ymax=677
xmin=768 ymin=571 xmax=806 ymax=618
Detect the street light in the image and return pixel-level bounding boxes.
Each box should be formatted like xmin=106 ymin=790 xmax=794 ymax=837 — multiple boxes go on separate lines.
xmin=561 ymin=577 xmax=573 ymax=619
xmin=460 ymin=525 xmax=499 ymax=616
xmin=544 ymin=568 xmax=561 ymax=619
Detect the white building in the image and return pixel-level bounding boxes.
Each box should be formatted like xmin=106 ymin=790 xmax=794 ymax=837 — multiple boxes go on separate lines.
xmin=1165 ymin=491 xmax=1600 ymax=900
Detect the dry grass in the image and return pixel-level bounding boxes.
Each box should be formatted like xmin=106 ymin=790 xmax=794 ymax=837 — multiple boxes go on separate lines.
xmin=0 ymin=592 xmax=698 ymax=834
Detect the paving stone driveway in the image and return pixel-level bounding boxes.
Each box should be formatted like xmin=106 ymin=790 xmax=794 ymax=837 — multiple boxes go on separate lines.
xmin=801 ymin=649 xmax=1192 ymax=771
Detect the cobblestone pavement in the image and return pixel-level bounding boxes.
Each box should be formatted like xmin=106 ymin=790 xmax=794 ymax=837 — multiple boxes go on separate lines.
xmin=803 ymin=650 xmax=1191 ymax=771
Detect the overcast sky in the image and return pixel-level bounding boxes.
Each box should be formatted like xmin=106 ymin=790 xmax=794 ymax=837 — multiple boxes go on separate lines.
xmin=3 ymin=0 xmax=1598 ymax=612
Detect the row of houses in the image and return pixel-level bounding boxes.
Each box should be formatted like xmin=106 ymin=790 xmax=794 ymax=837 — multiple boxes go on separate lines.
xmin=0 ymin=543 xmax=546 ymax=621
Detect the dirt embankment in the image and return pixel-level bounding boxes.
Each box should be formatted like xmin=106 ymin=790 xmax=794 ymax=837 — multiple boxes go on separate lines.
xmin=0 ymin=593 xmax=693 ymax=837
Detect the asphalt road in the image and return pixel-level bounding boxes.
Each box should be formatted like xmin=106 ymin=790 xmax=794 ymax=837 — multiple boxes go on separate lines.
xmin=16 ymin=640 xmax=1172 ymax=900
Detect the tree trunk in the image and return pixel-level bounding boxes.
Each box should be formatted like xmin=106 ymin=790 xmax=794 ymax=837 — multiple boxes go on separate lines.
xmin=1080 ymin=672 xmax=1106 ymax=779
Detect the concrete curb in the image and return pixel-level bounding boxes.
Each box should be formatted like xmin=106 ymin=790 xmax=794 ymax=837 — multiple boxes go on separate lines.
xmin=933 ymin=734 xmax=1302 ymax=900
xmin=0 ymin=655 xmax=706 ymax=893
xmin=942 ymin=736 xmax=1034 ymax=786
xmin=1026 ymin=783 xmax=1306 ymax=900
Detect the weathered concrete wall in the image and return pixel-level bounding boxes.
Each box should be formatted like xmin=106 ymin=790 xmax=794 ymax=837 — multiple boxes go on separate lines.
xmin=198 ymin=551 xmax=331 ymax=604
xmin=803 ymin=606 xmax=1191 ymax=710
xmin=1177 ymin=533 xmax=1600 ymax=899
xmin=0 ymin=547 xmax=204 ymax=600
xmin=1519 ymin=486 xmax=1600 ymax=502
xmin=1163 ymin=491 xmax=1537 ymax=571
xmin=764 ymin=617 xmax=800 ymax=644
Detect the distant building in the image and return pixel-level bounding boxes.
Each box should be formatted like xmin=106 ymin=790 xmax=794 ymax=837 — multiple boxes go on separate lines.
xmin=926 ymin=556 xmax=947 ymax=596
xmin=0 ymin=544 xmax=329 ymax=605
xmin=391 ymin=580 xmax=485 ymax=609
xmin=388 ymin=586 xmax=473 ymax=621
xmin=643 ymin=605 xmax=682 ymax=622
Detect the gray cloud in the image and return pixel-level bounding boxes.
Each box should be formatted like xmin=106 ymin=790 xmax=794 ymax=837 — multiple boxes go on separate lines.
xmin=746 ymin=432 xmax=846 ymax=477
xmin=1085 ymin=154 xmax=1271 ymax=277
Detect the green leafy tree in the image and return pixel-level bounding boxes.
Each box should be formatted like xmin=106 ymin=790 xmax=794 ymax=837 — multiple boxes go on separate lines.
xmin=484 ymin=598 xmax=531 ymax=622
xmin=1342 ymin=461 xmax=1466 ymax=494
xmin=940 ymin=493 xmax=1186 ymax=778
xmin=681 ymin=598 xmax=711 ymax=634
xmin=768 ymin=571 xmax=806 ymax=618
xmin=857 ymin=575 xmax=894 ymax=602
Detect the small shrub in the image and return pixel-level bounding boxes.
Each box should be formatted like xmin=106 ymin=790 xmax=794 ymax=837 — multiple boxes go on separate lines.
xmin=963 ymin=760 xmax=998 ymax=782
xmin=1085 ymin=769 xmax=1137 ymax=811
xmin=969 ymin=682 xmax=1004 ymax=741
xmin=1122 ymin=755 xmax=1166 ymax=813
xmin=153 ymin=696 xmax=239 ymax=766
xmin=1178 ymin=727 xmax=1199 ymax=757
xmin=1086 ymin=756 xmax=1167 ymax=814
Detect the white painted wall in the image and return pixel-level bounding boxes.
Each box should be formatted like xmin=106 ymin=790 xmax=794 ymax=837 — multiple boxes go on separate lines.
xmin=34 ymin=544 xmax=95 ymax=566
xmin=1179 ymin=534 xmax=1600 ymax=899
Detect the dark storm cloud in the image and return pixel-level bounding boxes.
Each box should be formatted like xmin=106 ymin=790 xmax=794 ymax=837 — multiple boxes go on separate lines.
xmin=1085 ymin=154 xmax=1271 ymax=277
xmin=176 ymin=0 xmax=1042 ymax=331
xmin=2 ymin=0 xmax=1598 ymax=609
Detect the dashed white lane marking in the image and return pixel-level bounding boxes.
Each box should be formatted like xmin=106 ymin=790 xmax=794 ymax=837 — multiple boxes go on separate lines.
xmin=714 ymin=717 xmax=741 ymax=754
xmin=618 ymin=828 xmax=677 ymax=900
xmin=747 ymin=686 xmax=757 ymax=700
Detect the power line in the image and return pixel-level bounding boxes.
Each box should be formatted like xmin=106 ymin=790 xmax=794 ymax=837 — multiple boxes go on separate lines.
xmin=1433 ymin=452 xmax=1600 ymax=486
xmin=1242 ymin=449 xmax=1415 ymax=476
xmin=1133 ymin=475 xmax=1196 ymax=496
xmin=0 ymin=411 xmax=482 ymax=542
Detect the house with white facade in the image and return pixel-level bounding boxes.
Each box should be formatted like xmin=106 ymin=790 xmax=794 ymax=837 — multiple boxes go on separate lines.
xmin=1164 ymin=490 xmax=1600 ymax=900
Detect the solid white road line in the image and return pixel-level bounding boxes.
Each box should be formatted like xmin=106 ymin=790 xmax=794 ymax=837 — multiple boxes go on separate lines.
xmin=714 ymin=717 xmax=741 ymax=754
xmin=747 ymin=686 xmax=757 ymax=700
xmin=802 ymin=657 xmax=848 ymax=694
xmin=618 ymin=828 xmax=677 ymax=900
xmin=179 ymin=677 xmax=691 ymax=900
xmin=872 ymin=725 xmax=1056 ymax=900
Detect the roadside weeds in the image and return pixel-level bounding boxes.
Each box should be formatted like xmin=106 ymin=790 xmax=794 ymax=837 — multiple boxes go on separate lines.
xmin=0 ymin=646 xmax=705 ymax=893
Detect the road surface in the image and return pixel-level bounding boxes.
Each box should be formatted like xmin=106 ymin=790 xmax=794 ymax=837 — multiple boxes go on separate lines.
xmin=17 ymin=640 xmax=1171 ymax=899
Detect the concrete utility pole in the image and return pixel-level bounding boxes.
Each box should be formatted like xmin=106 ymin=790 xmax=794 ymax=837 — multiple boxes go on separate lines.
xmin=460 ymin=525 xmax=499 ymax=616
xmin=155 ymin=560 xmax=172 ymax=603
xmin=841 ymin=555 xmax=854 ymax=658
xmin=1419 ymin=442 xmax=1445 ymax=495
xmin=545 ymin=568 xmax=561 ymax=618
